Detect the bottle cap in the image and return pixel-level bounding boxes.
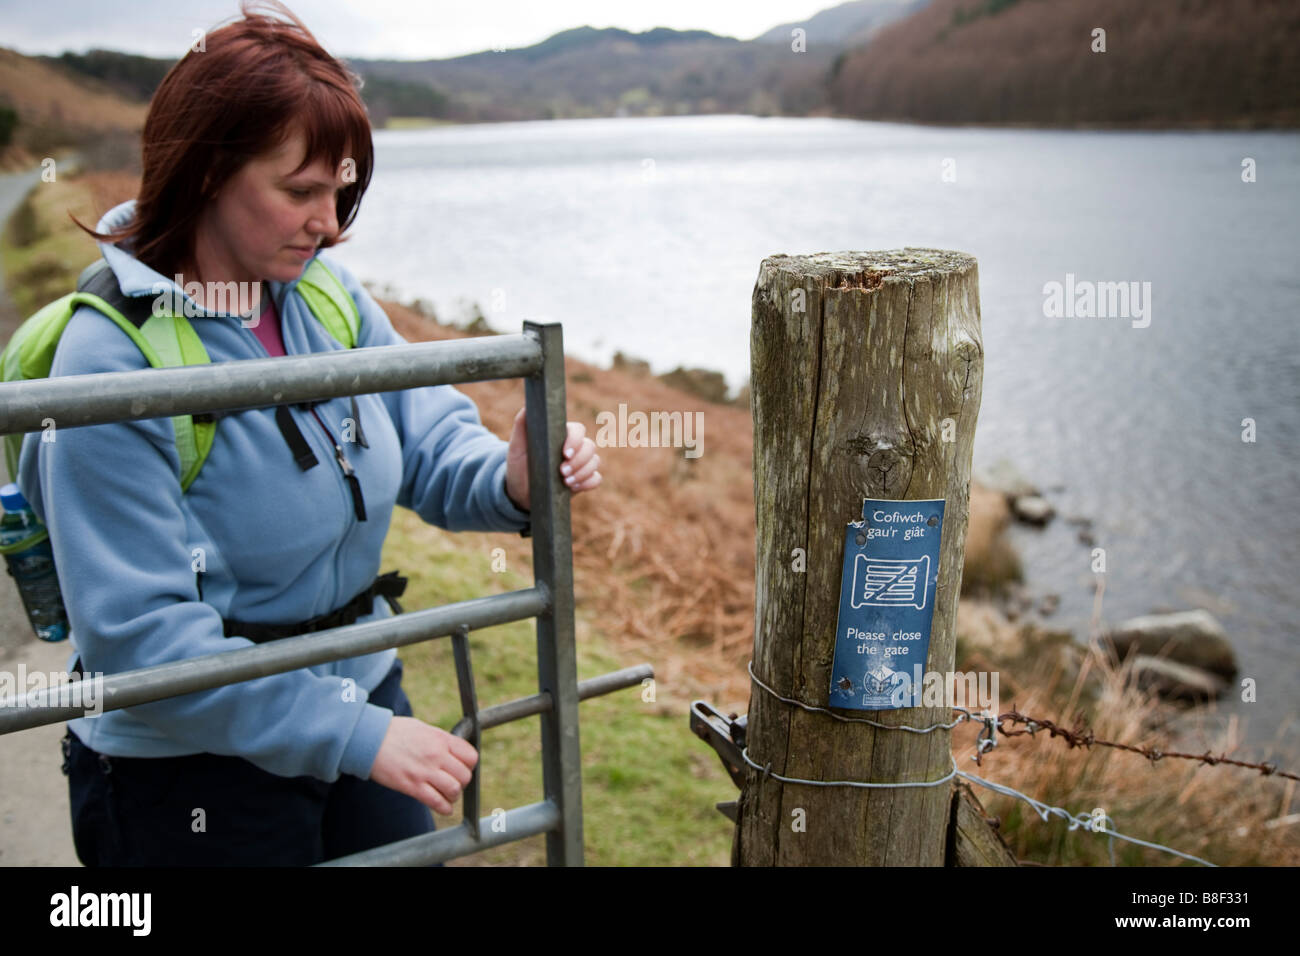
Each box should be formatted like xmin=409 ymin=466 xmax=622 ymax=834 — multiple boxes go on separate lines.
xmin=0 ymin=483 xmax=29 ymax=513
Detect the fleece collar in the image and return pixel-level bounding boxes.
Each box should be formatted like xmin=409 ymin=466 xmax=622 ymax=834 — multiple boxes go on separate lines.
xmin=94 ymin=199 xmax=316 ymax=317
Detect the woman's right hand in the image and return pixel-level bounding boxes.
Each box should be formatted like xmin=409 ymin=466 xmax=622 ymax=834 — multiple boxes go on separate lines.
xmin=369 ymin=716 xmax=479 ymax=816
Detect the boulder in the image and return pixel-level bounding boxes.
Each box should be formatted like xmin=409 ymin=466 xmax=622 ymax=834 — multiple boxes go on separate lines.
xmin=976 ymin=459 xmax=1039 ymax=499
xmin=1011 ymin=495 xmax=1055 ymax=525
xmin=962 ymin=484 xmax=1022 ymax=595
xmin=611 ymin=351 xmax=651 ymax=377
xmin=1101 ymin=609 xmax=1237 ymax=679
xmin=1129 ymin=655 xmax=1227 ymax=703
xmin=956 ymin=600 xmax=1027 ymax=659
xmin=656 ymin=365 xmax=730 ymax=404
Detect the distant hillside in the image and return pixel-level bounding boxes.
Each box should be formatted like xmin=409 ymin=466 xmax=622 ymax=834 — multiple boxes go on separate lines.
xmin=31 ymin=25 xmax=839 ymax=126
xmin=0 ymin=49 xmax=146 ymax=134
xmin=755 ymin=0 xmax=930 ymax=47
xmin=17 ymin=0 xmax=1298 ymax=136
xmin=0 ymin=47 xmax=147 ymax=170
xmin=829 ymin=0 xmax=1300 ymax=127
xmin=37 ymin=50 xmax=170 ymax=103
xmin=352 ymin=26 xmax=835 ymax=122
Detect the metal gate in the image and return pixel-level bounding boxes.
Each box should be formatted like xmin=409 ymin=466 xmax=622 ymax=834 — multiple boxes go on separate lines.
xmin=0 ymin=319 xmax=650 ymax=866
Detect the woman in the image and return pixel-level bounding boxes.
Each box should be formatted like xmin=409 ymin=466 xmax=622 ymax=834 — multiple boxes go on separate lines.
xmin=19 ymin=1 xmax=601 ymax=865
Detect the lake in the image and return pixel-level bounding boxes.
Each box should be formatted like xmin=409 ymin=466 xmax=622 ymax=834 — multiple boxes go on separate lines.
xmin=344 ymin=115 xmax=1300 ymax=759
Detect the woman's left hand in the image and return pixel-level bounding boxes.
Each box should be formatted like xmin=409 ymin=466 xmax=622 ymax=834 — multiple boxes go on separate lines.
xmin=504 ymin=406 xmax=601 ymax=512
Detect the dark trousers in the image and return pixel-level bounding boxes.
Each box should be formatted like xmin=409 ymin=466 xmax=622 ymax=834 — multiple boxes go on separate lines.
xmin=63 ymin=657 xmax=438 ymax=866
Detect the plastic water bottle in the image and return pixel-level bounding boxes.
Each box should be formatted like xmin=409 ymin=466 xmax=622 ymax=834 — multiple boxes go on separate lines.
xmin=0 ymin=482 xmax=68 ymax=641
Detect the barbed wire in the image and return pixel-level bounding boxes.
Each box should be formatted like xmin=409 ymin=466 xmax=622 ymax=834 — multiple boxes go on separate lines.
xmin=744 ymin=661 xmax=1300 ymax=781
xmin=990 ymin=711 xmax=1300 ymax=782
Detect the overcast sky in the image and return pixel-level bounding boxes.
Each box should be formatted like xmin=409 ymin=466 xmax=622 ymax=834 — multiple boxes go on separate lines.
xmin=0 ymin=0 xmax=835 ymax=60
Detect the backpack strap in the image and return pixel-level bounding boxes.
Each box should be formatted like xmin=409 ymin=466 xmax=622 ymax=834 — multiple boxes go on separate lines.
xmin=12 ymin=258 xmax=361 ymax=493
xmin=74 ymin=260 xmax=217 ymax=492
xmin=0 ymin=273 xmax=171 ymax=489
xmin=296 ymin=259 xmax=359 ymax=349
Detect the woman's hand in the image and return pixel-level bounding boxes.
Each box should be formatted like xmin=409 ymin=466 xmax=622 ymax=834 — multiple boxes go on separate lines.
xmin=504 ymin=406 xmax=601 ymax=511
xmin=370 ymin=716 xmax=478 ymax=816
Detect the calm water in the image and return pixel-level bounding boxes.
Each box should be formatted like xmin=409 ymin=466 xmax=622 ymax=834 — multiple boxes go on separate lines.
xmin=345 ymin=116 xmax=1300 ymax=758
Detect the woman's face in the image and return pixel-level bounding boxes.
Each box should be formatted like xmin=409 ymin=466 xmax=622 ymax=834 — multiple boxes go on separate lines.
xmin=192 ymin=126 xmax=344 ymax=286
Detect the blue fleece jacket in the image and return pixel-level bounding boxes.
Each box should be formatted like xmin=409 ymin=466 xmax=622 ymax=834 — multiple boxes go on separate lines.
xmin=16 ymin=199 xmax=532 ymax=782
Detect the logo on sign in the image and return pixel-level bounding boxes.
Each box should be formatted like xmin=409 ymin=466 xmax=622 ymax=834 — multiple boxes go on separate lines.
xmin=851 ymin=555 xmax=931 ymax=610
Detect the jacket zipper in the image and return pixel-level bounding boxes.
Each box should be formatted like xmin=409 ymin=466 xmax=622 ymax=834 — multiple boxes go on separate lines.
xmin=250 ymin=293 xmax=356 ymax=625
xmin=201 ymin=288 xmax=359 ymax=625
xmin=244 ymin=293 xmax=367 ymax=525
xmin=306 ymin=405 xmax=367 ymax=522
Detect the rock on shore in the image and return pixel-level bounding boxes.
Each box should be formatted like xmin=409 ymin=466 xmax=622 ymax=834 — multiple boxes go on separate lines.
xmin=1129 ymin=655 xmax=1228 ymax=703
xmin=1099 ymin=609 xmax=1237 ymax=680
xmin=977 ymin=460 xmax=1054 ymax=527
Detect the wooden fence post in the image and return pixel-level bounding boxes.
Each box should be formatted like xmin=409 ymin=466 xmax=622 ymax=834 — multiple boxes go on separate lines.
xmin=736 ymin=249 xmax=984 ymax=866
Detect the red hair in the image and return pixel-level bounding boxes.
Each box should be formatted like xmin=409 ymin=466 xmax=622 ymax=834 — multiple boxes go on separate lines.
xmin=73 ymin=0 xmax=374 ymax=278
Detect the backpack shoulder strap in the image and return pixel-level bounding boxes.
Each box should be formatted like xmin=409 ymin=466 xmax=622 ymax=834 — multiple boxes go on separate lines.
xmin=72 ymin=260 xmax=216 ymax=492
xmin=10 ymin=257 xmax=361 ymax=493
xmin=1 ymin=290 xmax=81 ymax=481
xmin=296 ymin=258 xmax=360 ymax=349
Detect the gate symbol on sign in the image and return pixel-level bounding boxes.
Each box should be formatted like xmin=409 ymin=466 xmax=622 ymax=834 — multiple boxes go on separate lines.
xmin=851 ymin=555 xmax=931 ymax=611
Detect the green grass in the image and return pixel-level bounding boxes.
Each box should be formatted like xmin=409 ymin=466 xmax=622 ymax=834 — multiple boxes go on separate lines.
xmin=383 ymin=117 xmax=460 ymax=130
xmin=380 ymin=505 xmax=737 ymax=866
xmin=1 ymin=175 xmax=98 ymax=316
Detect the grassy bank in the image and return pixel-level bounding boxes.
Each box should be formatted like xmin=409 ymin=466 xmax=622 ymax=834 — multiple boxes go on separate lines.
xmin=1 ymin=166 xmax=137 ymax=316
xmin=382 ymin=117 xmax=462 ymax=130
xmin=380 ymin=507 xmax=733 ymax=866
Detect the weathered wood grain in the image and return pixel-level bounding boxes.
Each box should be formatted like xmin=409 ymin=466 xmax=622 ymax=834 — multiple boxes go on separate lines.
xmin=948 ymin=783 xmax=1019 ymax=867
xmin=735 ymin=249 xmax=983 ymax=866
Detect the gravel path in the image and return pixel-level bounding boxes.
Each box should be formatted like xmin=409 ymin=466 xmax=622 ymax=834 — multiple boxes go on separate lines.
xmin=0 ymin=163 xmax=80 ymax=866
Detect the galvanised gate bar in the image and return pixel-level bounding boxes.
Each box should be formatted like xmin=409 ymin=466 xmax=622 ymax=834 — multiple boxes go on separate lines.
xmin=0 ymin=319 xmax=651 ymax=866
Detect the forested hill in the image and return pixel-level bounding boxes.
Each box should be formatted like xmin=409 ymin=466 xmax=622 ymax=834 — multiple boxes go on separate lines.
xmin=4 ymin=0 xmax=1295 ymax=138
xmin=755 ymin=0 xmax=929 ymax=47
xmin=828 ymin=0 xmax=1300 ymax=127
xmin=349 ymin=26 xmax=832 ymax=123
xmin=10 ymin=3 xmax=928 ymax=127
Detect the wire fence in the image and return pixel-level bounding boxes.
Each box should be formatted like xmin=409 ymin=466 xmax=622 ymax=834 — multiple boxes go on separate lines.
xmin=737 ymin=660 xmax=1298 ymax=867
xmin=991 ymin=710 xmax=1300 ymax=782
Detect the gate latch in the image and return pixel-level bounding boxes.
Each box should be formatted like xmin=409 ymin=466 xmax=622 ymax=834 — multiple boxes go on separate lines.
xmin=689 ymin=700 xmax=748 ymax=792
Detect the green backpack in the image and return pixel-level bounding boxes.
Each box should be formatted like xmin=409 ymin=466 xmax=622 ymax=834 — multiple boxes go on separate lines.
xmin=1 ymin=256 xmax=361 ymax=507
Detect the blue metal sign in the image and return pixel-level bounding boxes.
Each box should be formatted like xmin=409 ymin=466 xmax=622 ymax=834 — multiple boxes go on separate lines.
xmin=829 ymin=498 xmax=945 ymax=710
